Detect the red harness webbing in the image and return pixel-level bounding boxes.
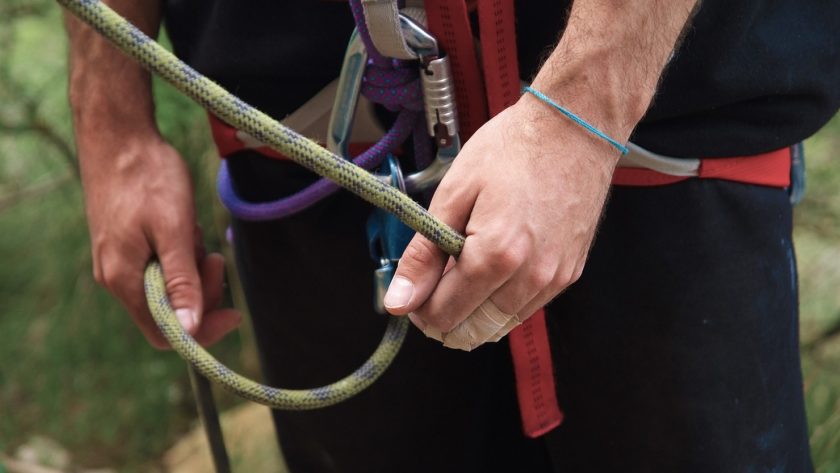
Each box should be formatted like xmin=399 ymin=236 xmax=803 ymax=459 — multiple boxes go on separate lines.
xmin=613 ymin=148 xmax=792 ymax=187
xmin=423 ymin=0 xmax=487 ymax=141
xmin=426 ymin=0 xmax=564 ymax=439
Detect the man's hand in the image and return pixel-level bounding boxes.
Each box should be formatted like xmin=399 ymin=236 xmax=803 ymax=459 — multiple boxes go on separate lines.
xmin=385 ymin=93 xmax=620 ymax=346
xmin=81 ymin=134 xmax=241 ymax=349
xmin=385 ymin=0 xmax=700 ymax=349
xmin=66 ymin=0 xmax=240 ymax=348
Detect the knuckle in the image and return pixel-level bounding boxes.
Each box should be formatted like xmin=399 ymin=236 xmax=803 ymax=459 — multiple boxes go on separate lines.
xmin=92 ymin=265 xmax=105 ymax=286
xmin=570 ymin=264 xmax=585 ymax=284
xmin=400 ymin=238 xmax=439 ymax=271
xmin=431 ymin=175 xmax=457 ymax=200
xmin=414 ymin=307 xmax=458 ymax=333
xmin=527 ymin=266 xmax=555 ymax=290
xmin=552 ymin=267 xmax=577 ymax=292
xmin=99 ymin=261 xmax=128 ymax=291
xmin=438 ymin=317 xmax=460 ymax=333
xmin=155 ymin=214 xmax=181 ymax=235
xmin=165 ymin=272 xmax=196 ymax=295
xmin=486 ymin=242 xmax=527 ymax=274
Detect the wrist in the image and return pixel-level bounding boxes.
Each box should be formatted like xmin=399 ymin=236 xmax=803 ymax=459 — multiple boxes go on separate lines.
xmin=522 ymin=86 xmax=629 ymax=158
xmin=508 ymin=92 xmax=623 ymax=173
xmin=71 ymin=96 xmax=158 ymax=140
xmin=529 ymin=48 xmax=653 ymax=143
xmin=528 ymin=0 xmax=700 ymax=139
xmin=77 ymin=129 xmax=167 ymax=191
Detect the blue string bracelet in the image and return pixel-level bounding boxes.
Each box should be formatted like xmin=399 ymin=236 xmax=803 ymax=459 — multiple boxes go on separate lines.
xmin=522 ymin=86 xmax=629 ymax=156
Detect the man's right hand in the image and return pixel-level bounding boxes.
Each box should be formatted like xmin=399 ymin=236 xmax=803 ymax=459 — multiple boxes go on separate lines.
xmin=65 ymin=0 xmax=240 ymax=349
xmin=80 ymin=132 xmax=241 ymax=349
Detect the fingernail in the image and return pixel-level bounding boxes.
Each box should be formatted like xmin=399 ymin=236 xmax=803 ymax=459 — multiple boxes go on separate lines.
xmin=384 ymin=276 xmax=414 ymax=309
xmin=175 ymin=308 xmax=195 ymax=332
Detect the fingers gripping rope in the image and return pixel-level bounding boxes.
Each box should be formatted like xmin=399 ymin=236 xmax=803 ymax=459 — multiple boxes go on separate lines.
xmin=61 ymin=0 xmax=466 ymax=409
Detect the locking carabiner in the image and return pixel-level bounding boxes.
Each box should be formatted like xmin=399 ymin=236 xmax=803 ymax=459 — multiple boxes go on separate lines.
xmin=326 ymin=19 xmax=461 ymax=193
xmin=397 ymin=13 xmax=461 ymax=191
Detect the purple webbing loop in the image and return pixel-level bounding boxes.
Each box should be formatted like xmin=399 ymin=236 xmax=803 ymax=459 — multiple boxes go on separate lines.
xmin=218 ymin=0 xmax=431 ymax=221
xmin=218 ymin=111 xmax=418 ymax=221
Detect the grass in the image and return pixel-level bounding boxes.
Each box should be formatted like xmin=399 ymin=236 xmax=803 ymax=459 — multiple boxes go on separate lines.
xmin=0 ymin=4 xmax=839 ymax=472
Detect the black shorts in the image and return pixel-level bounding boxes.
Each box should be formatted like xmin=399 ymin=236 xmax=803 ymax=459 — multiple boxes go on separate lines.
xmin=229 ymin=153 xmax=813 ymax=473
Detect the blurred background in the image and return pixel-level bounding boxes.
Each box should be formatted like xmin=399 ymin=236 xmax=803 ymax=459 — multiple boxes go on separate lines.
xmin=1 ymin=1 xmax=839 ymax=472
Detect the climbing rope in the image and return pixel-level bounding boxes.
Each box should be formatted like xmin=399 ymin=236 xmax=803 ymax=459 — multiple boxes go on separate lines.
xmin=144 ymin=262 xmax=409 ymax=409
xmin=60 ymin=0 xmax=465 ymax=409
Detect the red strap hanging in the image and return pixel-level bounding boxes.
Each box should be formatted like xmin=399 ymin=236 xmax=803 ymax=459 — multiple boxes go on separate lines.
xmin=508 ymin=308 xmax=564 ymax=437
xmin=477 ymin=0 xmax=520 ymax=114
xmin=427 ymin=0 xmax=565 ymax=439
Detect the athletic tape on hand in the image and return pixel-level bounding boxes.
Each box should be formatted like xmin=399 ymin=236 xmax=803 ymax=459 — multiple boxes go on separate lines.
xmin=415 ymin=300 xmax=520 ymax=351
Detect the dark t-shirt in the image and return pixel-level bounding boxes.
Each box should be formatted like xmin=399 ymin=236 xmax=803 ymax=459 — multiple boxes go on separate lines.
xmin=163 ymin=0 xmax=840 ymax=158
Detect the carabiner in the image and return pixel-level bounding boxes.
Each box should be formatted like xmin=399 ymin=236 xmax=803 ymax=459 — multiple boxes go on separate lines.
xmin=398 ymin=13 xmax=439 ymax=59
xmin=327 ymin=29 xmax=368 ymax=158
xmin=398 ymin=13 xmax=459 ymax=148
xmin=368 ymin=155 xmax=413 ymax=314
xmin=398 ymin=13 xmax=461 ymax=189
xmin=327 ymin=22 xmax=461 ymax=193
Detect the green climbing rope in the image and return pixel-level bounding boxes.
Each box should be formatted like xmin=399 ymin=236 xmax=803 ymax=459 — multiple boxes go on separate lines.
xmin=60 ymin=0 xmax=466 ymax=409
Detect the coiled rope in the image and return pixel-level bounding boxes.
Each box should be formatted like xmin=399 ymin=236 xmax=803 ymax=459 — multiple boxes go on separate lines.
xmin=60 ymin=0 xmax=465 ymax=409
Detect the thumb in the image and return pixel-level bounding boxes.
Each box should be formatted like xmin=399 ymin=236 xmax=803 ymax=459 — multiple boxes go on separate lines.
xmin=385 ymin=234 xmax=447 ymax=315
xmin=156 ymin=235 xmax=203 ymax=335
xmin=385 ymin=176 xmax=476 ymax=315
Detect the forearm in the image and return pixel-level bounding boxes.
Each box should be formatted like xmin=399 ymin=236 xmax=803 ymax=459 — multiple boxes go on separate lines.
xmin=530 ymin=0 xmax=700 ymax=147
xmin=65 ymin=0 xmax=163 ymax=146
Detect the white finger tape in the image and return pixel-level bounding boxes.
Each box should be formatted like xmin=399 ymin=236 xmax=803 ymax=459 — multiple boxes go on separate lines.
xmin=412 ymin=301 xmax=519 ymax=351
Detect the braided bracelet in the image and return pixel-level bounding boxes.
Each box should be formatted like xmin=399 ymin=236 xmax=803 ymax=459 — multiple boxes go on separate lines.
xmin=523 ymin=86 xmax=629 ymax=155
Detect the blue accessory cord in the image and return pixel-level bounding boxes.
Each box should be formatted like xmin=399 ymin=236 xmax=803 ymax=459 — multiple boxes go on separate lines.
xmin=523 ymin=86 xmax=629 ymax=156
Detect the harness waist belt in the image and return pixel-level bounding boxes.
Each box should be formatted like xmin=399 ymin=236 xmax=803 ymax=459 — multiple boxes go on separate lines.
xmin=615 ymin=144 xmax=792 ymax=188
xmin=209 ymin=113 xmax=378 ymax=160
xmin=210 ymin=115 xmax=792 ymax=189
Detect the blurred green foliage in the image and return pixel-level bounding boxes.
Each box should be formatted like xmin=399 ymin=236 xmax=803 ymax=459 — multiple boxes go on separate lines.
xmin=797 ymin=113 xmax=840 ymax=473
xmin=0 ymin=3 xmax=241 ymax=471
xmin=0 ymin=1 xmax=838 ymax=472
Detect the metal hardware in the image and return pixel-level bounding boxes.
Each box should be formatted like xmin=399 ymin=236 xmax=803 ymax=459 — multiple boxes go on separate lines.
xmin=373 ymin=134 xmax=460 ymax=190
xmin=398 ymin=13 xmax=439 ymax=58
xmin=420 ymin=56 xmax=459 ymax=148
xmin=398 ymin=13 xmax=459 ymax=149
xmin=372 ymin=156 xmax=408 ymax=314
xmin=327 ymin=29 xmax=367 ymax=157
xmin=327 ymin=23 xmax=461 ymax=192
